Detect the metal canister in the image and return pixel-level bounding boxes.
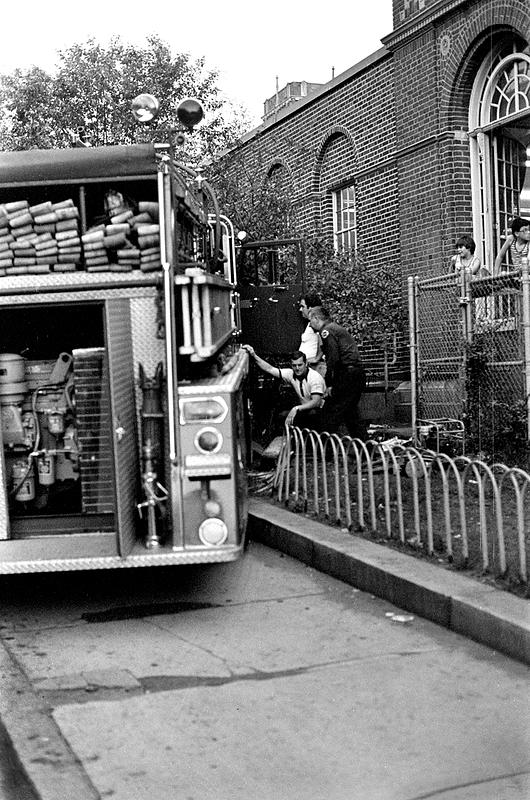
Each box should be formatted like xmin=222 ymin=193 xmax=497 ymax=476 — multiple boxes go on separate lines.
xmin=48 ymin=411 xmax=65 ymax=435
xmin=21 ymin=411 xmax=37 ymax=448
xmin=12 ymin=460 xmax=35 ymax=502
xmin=0 ymin=354 xmax=25 ymax=384
xmin=37 ymin=454 xmax=55 ymax=486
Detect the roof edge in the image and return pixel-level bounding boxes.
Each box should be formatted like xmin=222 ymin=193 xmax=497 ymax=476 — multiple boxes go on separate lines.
xmin=235 ymin=46 xmax=391 ymax=148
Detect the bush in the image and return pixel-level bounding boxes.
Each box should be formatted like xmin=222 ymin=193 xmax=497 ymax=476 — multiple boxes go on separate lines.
xmin=304 ymin=234 xmax=406 ymax=351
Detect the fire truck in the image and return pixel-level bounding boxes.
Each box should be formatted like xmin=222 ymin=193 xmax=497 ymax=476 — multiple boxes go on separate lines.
xmin=0 ymin=97 xmax=249 ymax=574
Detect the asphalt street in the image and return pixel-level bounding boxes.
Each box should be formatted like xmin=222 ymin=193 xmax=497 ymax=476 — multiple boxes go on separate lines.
xmin=0 ymin=539 xmax=528 ymax=800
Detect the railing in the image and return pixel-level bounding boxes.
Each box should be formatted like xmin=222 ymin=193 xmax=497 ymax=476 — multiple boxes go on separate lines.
xmin=269 ymin=427 xmax=530 ymax=586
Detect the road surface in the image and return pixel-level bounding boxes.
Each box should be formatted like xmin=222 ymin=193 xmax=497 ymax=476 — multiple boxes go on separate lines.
xmin=0 ymin=541 xmax=528 ymax=800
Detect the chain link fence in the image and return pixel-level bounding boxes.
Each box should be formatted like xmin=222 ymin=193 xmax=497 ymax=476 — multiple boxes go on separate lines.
xmin=409 ymin=264 xmax=530 ymax=464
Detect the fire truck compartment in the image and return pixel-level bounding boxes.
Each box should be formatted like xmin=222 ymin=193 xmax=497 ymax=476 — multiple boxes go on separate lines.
xmin=0 ymin=300 xmax=134 ymax=545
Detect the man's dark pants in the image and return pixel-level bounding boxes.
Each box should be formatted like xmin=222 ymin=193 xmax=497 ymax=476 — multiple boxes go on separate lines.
xmin=322 ymin=365 xmax=366 ymax=440
xmin=295 ymin=408 xmax=324 ymax=431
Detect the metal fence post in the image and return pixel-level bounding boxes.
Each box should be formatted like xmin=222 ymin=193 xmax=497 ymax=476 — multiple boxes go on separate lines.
xmin=521 ymin=258 xmax=530 ymax=442
xmin=408 ymin=276 xmax=418 ymax=445
xmin=459 ymin=268 xmax=472 ymax=436
xmin=460 ymin=267 xmax=472 ymax=343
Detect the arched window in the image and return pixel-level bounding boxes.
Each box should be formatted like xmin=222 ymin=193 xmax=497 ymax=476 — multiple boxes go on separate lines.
xmin=266 ymin=162 xmax=288 ymax=190
xmin=469 ymin=49 xmax=530 ymax=271
xmin=316 ymin=131 xmax=358 ymax=253
xmin=483 ymin=55 xmax=530 ymax=123
xmin=263 ymin=162 xmax=292 ymax=235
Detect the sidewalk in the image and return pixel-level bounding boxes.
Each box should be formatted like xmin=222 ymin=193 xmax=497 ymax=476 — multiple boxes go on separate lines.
xmin=0 ymin=501 xmax=528 ymax=800
xmin=249 ymin=497 xmax=530 ymax=665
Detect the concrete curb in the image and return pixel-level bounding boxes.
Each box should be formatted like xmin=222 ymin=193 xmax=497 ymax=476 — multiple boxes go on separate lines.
xmin=0 ymin=637 xmax=102 ymax=800
xmin=249 ymin=497 xmax=530 ymax=665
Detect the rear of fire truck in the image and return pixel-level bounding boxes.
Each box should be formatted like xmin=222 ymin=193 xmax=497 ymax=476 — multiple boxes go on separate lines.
xmin=0 ymin=96 xmax=249 ymax=574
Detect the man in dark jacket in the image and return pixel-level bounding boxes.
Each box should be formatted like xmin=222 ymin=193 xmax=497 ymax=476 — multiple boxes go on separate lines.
xmin=309 ymin=306 xmax=366 ymax=439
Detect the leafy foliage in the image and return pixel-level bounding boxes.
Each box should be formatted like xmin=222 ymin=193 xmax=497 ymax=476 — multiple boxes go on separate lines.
xmin=213 ymin=151 xmax=405 ymax=356
xmin=209 ymin=149 xmax=295 ymax=239
xmin=304 ymin=234 xmax=406 ymax=350
xmin=0 ymin=67 xmax=57 ymax=150
xmin=212 ymin=142 xmax=405 ymax=355
xmin=0 ymin=35 xmax=243 ymax=154
xmin=464 ymin=336 xmax=530 ymax=467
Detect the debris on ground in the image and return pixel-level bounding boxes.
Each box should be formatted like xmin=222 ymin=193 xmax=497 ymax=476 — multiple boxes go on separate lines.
xmin=385 ymin=612 xmax=415 ymax=624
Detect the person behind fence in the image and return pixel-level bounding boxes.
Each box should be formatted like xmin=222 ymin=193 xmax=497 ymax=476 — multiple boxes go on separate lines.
xmin=241 ymin=345 xmax=325 ymax=429
xmin=298 ymin=293 xmax=325 ymax=376
xmin=450 ymin=235 xmax=483 ymax=277
xmin=308 ymin=306 xmax=366 ymax=440
xmin=494 ymin=217 xmax=530 ymax=273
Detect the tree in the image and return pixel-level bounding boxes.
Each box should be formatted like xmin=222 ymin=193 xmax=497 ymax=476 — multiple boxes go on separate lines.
xmin=0 ymin=67 xmax=57 ymax=150
xmin=210 ymin=148 xmax=296 ymax=239
xmin=0 ymin=35 xmax=241 ymax=154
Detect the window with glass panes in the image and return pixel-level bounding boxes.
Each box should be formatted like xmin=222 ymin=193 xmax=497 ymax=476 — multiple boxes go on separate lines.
xmin=469 ymin=49 xmax=530 ymax=272
xmin=333 ymin=185 xmax=357 ymax=253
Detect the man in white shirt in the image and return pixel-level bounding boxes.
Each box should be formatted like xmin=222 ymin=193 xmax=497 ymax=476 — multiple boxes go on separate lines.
xmin=242 ymin=345 xmax=326 ymax=429
xmin=298 ymin=293 xmax=325 ymax=375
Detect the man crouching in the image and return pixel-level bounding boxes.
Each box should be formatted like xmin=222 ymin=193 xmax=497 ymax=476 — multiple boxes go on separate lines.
xmin=242 ymin=345 xmax=325 ymax=430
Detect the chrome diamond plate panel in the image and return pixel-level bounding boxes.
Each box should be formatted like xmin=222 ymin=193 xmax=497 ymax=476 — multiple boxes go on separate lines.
xmin=0 ymin=546 xmax=242 ymax=573
xmin=105 ymin=299 xmax=140 ymax=556
xmin=130 ymin=297 xmax=165 ymax=380
xmin=0 ymin=272 xmax=159 ymax=305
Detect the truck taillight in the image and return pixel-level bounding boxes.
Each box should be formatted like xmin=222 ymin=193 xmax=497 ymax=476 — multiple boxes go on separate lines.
xmin=179 ymin=396 xmax=228 ymax=424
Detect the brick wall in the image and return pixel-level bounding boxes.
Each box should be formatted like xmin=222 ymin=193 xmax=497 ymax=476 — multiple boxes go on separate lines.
xmin=219 ymin=0 xmax=530 ymax=377
xmin=392 ymin=0 xmax=440 ymax=29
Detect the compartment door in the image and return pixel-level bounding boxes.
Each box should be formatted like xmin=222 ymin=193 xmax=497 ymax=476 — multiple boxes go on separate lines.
xmin=239 ymin=284 xmax=303 ymax=354
xmin=105 ymin=299 xmax=139 ymax=556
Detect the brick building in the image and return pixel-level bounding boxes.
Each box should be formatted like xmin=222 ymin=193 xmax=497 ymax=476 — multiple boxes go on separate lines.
xmin=220 ymin=0 xmax=530 ymax=382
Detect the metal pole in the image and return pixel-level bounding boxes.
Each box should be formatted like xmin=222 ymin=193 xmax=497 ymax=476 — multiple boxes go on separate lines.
xmin=408 ymin=276 xmax=418 ymax=445
xmin=158 ymin=154 xmax=186 ymax=549
xmin=460 ymin=266 xmax=472 ymax=343
xmin=521 ymin=258 xmax=530 ymax=442
xmin=460 ymin=268 xmax=472 ymax=437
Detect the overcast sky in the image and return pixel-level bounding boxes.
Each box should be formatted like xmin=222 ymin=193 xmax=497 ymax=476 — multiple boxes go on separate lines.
xmin=0 ymin=0 xmax=393 ymax=128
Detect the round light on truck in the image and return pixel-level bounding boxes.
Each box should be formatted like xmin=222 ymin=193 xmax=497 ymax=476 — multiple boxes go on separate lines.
xmin=195 ymin=427 xmax=222 ymax=453
xmin=131 ymin=94 xmax=160 ymax=123
xmin=198 ymin=518 xmax=228 ymax=546
xmin=177 ymin=98 xmax=204 ymax=130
